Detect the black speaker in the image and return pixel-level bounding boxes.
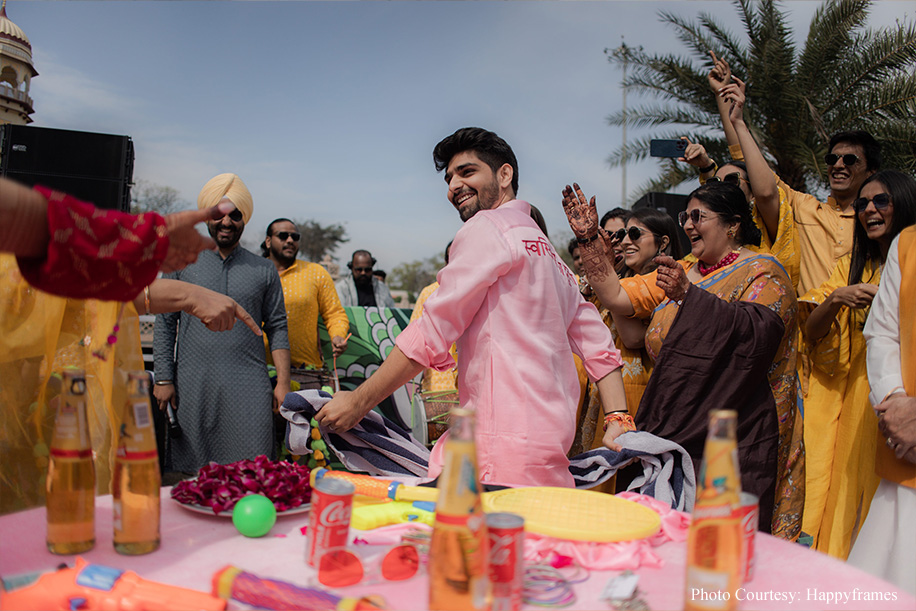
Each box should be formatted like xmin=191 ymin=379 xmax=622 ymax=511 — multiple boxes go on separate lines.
xmin=0 ymin=124 xmax=134 ymax=212
xmin=633 ymin=192 xmax=691 ymax=255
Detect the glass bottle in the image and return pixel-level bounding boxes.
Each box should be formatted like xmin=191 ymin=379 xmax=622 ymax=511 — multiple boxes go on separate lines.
xmin=684 ymin=410 xmax=742 ymax=611
xmin=113 ymin=371 xmax=161 ymax=554
xmin=428 ymin=408 xmax=490 ymax=611
xmin=46 ymin=369 xmax=95 ymax=554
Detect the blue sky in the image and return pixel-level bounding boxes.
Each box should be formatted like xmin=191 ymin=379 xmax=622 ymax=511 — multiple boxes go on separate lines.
xmin=10 ymin=0 xmax=908 ymax=270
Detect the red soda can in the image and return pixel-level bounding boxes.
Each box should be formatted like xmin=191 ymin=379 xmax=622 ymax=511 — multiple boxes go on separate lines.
xmin=487 ymin=512 xmax=525 ymax=611
xmin=734 ymin=492 xmax=759 ymax=583
xmin=306 ymin=478 xmax=355 ymax=567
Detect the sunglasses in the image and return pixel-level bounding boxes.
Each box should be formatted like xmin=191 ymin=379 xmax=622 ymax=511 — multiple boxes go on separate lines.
xmin=217 ymin=209 xmax=243 ymax=222
xmin=317 ymin=545 xmax=420 ymax=588
xmin=352 ymin=267 xmax=373 ymax=273
xmin=611 ymin=226 xmax=655 ymax=242
xmin=273 ymin=231 xmax=301 ymax=242
xmin=825 ymin=153 xmax=860 ymax=167
xmin=678 ymin=209 xmax=712 ymax=227
xmin=853 ymin=192 xmax=892 ymax=214
xmin=706 ymin=172 xmax=748 ymax=187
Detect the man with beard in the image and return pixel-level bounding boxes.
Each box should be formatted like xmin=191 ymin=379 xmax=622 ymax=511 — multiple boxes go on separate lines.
xmin=317 ymin=127 xmax=626 ymax=488
xmin=154 ymin=173 xmax=290 ymax=475
xmin=335 ymin=249 xmax=397 ymax=308
xmin=262 ymin=218 xmax=349 ymax=369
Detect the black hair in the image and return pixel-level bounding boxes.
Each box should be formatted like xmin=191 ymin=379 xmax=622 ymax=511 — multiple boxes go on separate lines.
xmin=628 ymin=207 xmax=684 ymax=263
xmin=685 ymin=182 xmax=762 ymax=247
xmin=347 ymin=249 xmax=377 ymax=270
xmin=848 ymin=170 xmax=916 ymax=285
xmin=433 ymin=127 xmax=519 ymax=195
xmin=828 ymin=130 xmax=882 ymax=172
xmin=529 ymin=204 xmax=548 ymax=235
xmin=567 ymin=237 xmax=580 ymax=257
xmin=600 ymin=207 xmax=630 ymax=228
xmin=719 ymin=160 xmax=752 ymax=193
xmin=373 ymin=269 xmax=387 ymax=280
xmin=445 ymin=240 xmax=453 ymax=265
xmin=261 ymin=217 xmax=296 ymax=257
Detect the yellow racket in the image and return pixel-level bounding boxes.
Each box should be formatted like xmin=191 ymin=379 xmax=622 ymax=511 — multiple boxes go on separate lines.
xmin=481 ymin=487 xmax=661 ymax=542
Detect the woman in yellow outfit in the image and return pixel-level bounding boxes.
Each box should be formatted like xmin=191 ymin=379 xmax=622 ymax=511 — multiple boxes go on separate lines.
xmin=799 ymin=170 xmax=916 ymax=558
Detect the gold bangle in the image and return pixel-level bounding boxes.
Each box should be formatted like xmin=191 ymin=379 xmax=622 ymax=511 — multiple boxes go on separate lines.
xmin=144 ymin=285 xmax=151 ymax=315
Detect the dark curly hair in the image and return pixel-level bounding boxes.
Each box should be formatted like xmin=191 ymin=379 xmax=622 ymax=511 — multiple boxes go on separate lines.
xmin=686 ymin=182 xmax=762 ymax=247
xmin=433 ymin=127 xmax=519 ymax=195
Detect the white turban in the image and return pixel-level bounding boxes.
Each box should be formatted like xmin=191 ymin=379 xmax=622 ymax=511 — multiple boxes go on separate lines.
xmin=197 ymin=173 xmax=253 ymax=224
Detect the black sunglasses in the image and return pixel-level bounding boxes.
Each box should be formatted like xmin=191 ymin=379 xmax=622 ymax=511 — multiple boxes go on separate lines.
xmin=217 ymin=209 xmax=243 ymax=222
xmin=274 ymin=231 xmax=301 ymax=242
xmin=677 ymin=209 xmax=711 ymax=227
xmin=853 ymin=192 xmax=891 ymax=214
xmin=611 ymin=226 xmax=655 ymax=242
xmin=825 ymin=153 xmax=860 ymax=167
xmin=706 ymin=172 xmax=748 ymax=187
xmin=352 ymin=266 xmax=373 ymax=273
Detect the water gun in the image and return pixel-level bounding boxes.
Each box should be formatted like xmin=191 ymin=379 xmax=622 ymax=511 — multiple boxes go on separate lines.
xmin=0 ymin=557 xmax=225 ymax=611
xmin=212 ymin=566 xmax=386 ymax=610
xmin=351 ymin=500 xmax=436 ymax=530
xmin=311 ymin=468 xmax=439 ymax=503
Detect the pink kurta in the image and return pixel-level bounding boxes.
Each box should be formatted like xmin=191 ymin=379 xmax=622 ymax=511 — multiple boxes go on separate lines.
xmin=396 ymin=200 xmax=623 ymax=487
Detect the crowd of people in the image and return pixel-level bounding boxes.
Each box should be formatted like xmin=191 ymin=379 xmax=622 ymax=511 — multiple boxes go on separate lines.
xmin=1 ymin=55 xmax=913 ymax=595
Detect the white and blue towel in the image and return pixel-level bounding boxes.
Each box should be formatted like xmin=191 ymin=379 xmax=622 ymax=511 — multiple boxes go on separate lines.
xmin=281 ymin=390 xmax=695 ymax=512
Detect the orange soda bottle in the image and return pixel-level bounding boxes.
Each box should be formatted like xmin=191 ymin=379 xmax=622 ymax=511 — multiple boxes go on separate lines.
xmin=46 ymin=369 xmax=95 ymax=554
xmin=684 ymin=409 xmax=742 ymax=611
xmin=428 ymin=408 xmax=490 ymax=610
xmin=113 ymin=371 xmax=161 ymax=554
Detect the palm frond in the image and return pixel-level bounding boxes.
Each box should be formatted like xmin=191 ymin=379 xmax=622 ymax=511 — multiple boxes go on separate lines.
xmin=796 ymin=0 xmax=871 ymax=95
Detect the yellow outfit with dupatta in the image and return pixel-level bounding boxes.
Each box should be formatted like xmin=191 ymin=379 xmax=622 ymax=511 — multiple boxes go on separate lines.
xmin=798 ymin=255 xmax=881 ymax=558
xmin=0 ymin=254 xmax=143 ymax=515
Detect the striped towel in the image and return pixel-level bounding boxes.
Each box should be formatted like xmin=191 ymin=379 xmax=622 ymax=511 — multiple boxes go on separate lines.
xmin=281 ymin=390 xmax=695 ymax=511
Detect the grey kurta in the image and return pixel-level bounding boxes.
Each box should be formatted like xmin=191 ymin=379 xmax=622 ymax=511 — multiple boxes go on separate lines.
xmin=154 ymin=247 xmax=289 ymax=473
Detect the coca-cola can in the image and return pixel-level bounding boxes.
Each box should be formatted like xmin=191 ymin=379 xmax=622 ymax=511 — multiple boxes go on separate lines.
xmin=734 ymin=492 xmax=759 ymax=583
xmin=306 ymin=478 xmax=355 ymax=567
xmin=487 ymin=512 xmax=525 ymax=611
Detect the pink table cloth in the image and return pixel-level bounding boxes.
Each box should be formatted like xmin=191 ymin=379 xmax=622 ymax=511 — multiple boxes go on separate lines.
xmin=1 ymin=489 xmax=913 ymax=610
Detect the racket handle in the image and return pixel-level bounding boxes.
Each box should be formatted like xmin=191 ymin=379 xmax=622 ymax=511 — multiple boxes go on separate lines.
xmin=311 ymin=468 xmax=439 ymax=503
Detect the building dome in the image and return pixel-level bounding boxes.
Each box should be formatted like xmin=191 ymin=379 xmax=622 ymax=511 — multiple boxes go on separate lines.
xmin=0 ymin=1 xmax=31 ymax=55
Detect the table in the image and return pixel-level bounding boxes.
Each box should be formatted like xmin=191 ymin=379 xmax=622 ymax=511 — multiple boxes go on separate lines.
xmin=1 ymin=489 xmax=913 ymax=610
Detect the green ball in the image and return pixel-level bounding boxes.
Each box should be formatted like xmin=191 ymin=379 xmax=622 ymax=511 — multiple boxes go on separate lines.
xmin=232 ymin=494 xmax=277 ymax=537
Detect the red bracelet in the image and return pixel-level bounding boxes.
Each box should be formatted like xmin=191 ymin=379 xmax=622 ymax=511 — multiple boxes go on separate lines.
xmin=603 ymin=412 xmax=636 ymax=432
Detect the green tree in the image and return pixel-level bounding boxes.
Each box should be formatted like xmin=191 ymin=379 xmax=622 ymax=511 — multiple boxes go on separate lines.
xmin=130 ymin=179 xmax=186 ymax=215
xmin=606 ymin=0 xmax=916 ymax=198
xmin=389 ymin=254 xmax=444 ymax=302
xmin=294 ymin=219 xmax=349 ymax=262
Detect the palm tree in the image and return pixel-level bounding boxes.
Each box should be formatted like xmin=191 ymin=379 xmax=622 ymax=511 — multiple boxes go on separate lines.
xmin=607 ymin=0 xmax=916 ymax=199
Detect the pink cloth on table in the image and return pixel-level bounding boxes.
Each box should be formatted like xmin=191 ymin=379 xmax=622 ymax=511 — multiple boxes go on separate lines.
xmin=397 ymin=199 xmax=622 ymax=489
xmin=523 ymin=492 xmax=690 ymax=571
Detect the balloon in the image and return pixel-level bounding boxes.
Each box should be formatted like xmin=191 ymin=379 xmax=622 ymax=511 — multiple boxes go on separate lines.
xmin=232 ymin=494 xmax=277 ymax=537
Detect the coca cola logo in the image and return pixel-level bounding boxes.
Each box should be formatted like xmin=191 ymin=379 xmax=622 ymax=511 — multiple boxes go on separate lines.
xmin=319 ymin=500 xmax=351 ymax=527
xmin=489 ymin=533 xmax=513 ymax=566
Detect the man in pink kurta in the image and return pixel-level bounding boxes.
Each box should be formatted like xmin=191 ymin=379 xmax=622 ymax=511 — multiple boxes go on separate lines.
xmin=316 ymin=127 xmax=625 ymax=488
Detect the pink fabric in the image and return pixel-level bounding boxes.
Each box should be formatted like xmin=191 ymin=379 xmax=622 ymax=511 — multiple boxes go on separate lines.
xmin=2 ymin=490 xmax=914 ymax=611
xmin=522 ymin=492 xmax=690 ymax=571
xmin=397 ymin=200 xmax=622 ymax=488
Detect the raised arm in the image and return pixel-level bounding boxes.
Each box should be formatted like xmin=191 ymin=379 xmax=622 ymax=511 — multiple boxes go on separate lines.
xmin=561 ymin=183 xmax=635 ymax=317
xmin=719 ymin=76 xmax=779 ymax=242
xmin=709 ymin=51 xmax=739 ymax=149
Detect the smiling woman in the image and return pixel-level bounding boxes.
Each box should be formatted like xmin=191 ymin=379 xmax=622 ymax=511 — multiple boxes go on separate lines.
xmin=797 ymin=169 xmax=916 ymax=559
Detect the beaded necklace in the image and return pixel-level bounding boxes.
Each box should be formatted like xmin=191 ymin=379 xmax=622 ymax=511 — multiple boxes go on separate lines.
xmin=697 ymin=249 xmax=740 ymax=276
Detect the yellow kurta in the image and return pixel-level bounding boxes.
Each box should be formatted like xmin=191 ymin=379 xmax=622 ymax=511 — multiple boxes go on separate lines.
xmin=798 ymin=255 xmax=881 ymax=559
xmin=0 ymin=254 xmax=143 ymax=515
xmin=267 ymin=260 xmax=349 ymax=368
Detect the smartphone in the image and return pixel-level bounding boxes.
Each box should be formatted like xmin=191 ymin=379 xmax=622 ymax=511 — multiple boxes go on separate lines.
xmin=650 ymin=139 xmax=688 ymax=158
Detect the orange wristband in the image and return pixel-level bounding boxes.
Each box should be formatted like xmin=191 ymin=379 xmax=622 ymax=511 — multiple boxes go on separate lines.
xmin=603 ymin=412 xmax=636 ymax=432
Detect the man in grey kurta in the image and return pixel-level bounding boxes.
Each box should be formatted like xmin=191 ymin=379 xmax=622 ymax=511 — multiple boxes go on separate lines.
xmin=153 ymin=173 xmax=290 ymax=473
